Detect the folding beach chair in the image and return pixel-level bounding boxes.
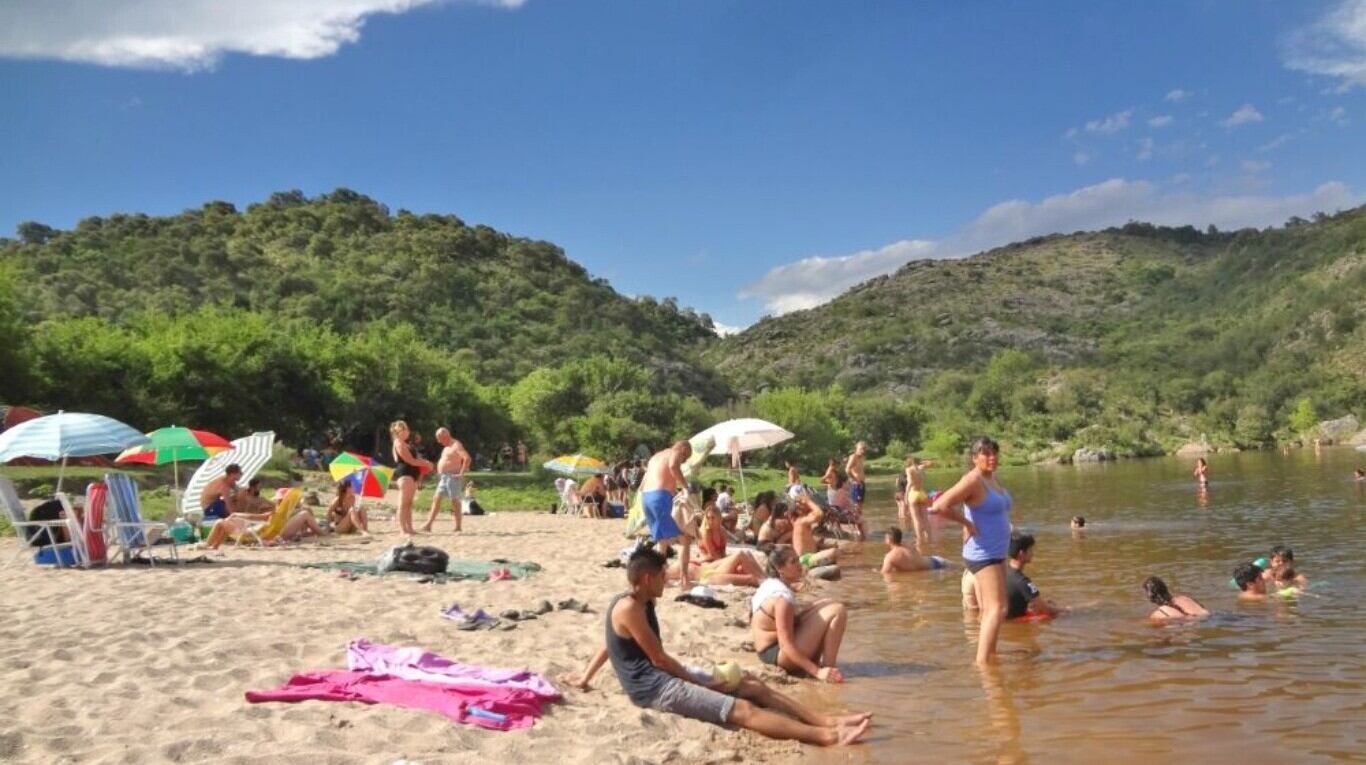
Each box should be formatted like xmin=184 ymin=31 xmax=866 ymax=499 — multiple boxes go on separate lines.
xmin=0 ymin=475 xmax=78 ymax=566
xmin=105 ymin=473 xmax=179 ymax=565
xmin=231 ymin=488 xmax=303 ymax=546
xmin=555 ymin=479 xmax=583 ymax=517
xmin=55 ymin=492 xmax=89 ymax=568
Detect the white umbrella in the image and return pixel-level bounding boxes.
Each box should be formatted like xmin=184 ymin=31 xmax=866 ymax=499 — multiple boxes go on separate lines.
xmin=689 ymin=418 xmax=794 ymax=499
xmin=0 ymin=411 xmax=149 ymax=493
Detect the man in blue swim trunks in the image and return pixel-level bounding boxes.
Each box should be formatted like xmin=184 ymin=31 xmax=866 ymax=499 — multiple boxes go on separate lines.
xmin=844 ymin=442 xmax=867 ymax=538
xmin=641 ymin=441 xmax=694 ymax=588
xmin=879 ymin=527 xmax=951 ymax=574
xmin=199 ymin=463 xmax=243 ymax=520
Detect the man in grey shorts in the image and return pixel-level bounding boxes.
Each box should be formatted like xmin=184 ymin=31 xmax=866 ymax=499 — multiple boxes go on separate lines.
xmin=561 ymin=547 xmax=871 ymax=746
xmin=422 ymin=427 xmax=471 ymax=533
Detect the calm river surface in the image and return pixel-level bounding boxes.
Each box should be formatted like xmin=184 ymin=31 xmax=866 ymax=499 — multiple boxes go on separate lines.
xmin=797 ymin=447 xmax=1366 ymax=764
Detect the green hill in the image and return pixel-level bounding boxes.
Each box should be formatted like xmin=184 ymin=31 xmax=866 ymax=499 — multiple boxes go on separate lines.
xmin=704 ymin=207 xmax=1366 ymax=460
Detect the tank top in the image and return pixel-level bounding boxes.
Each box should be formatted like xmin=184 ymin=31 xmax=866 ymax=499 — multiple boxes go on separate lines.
xmin=605 ymin=593 xmax=668 ymax=706
xmin=962 ymin=480 xmax=1012 ymax=562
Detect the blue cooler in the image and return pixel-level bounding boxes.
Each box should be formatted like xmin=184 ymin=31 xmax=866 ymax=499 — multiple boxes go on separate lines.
xmin=34 ymin=547 xmax=80 ymax=566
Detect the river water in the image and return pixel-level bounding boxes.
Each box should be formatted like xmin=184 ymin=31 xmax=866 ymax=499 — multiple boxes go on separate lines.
xmin=797 ymin=447 xmax=1366 ymax=764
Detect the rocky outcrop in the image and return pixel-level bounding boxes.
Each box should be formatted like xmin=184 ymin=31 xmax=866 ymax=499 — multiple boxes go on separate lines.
xmin=1174 ymin=442 xmax=1212 ymax=457
xmin=1318 ymin=415 xmax=1361 ymax=443
xmin=1349 ymin=429 xmax=1366 ymax=446
xmin=1071 ymin=447 xmax=1115 ymax=463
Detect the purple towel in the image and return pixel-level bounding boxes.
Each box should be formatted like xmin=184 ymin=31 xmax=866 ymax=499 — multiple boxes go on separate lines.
xmin=347 ymin=638 xmax=561 ymax=700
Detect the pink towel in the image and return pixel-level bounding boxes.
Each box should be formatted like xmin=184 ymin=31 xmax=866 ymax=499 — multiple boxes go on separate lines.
xmin=245 ymin=671 xmax=543 ymax=730
xmin=347 ymin=638 xmax=561 ymax=700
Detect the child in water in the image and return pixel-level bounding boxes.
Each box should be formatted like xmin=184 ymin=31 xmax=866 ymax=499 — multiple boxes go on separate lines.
xmin=1262 ymin=545 xmax=1308 ymax=590
xmin=1193 ymin=458 xmax=1209 ymax=486
xmin=1070 ymin=516 xmax=1086 ymax=537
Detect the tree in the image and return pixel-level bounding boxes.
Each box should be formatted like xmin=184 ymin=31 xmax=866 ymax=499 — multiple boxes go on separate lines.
xmin=1288 ymin=397 xmax=1317 ymax=434
xmin=751 ymin=388 xmax=848 ymax=468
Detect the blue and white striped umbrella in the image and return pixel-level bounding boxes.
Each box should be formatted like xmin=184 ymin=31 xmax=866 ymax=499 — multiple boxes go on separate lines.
xmin=0 ymin=411 xmax=149 ymax=462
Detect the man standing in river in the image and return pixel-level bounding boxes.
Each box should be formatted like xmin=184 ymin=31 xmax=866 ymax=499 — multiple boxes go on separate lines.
xmin=844 ymin=442 xmax=868 ymax=539
xmin=641 ymin=441 xmax=693 ymax=588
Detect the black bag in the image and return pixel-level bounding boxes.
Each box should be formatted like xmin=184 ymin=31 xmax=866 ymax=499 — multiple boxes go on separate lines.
xmin=391 ymin=543 xmax=450 ymax=575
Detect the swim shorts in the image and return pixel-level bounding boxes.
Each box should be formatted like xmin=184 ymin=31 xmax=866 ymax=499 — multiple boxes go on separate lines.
xmin=649 ymin=676 xmax=735 ymax=724
xmin=203 ymin=498 xmax=228 ymax=519
xmin=965 ymin=557 xmax=1004 ymax=574
xmin=434 ymin=473 xmax=464 ymax=498
xmin=643 ymin=489 xmax=683 ymax=541
xmin=757 ymin=641 xmax=780 ymax=666
xmin=850 ymin=481 xmax=865 ymax=504
xmin=929 ymin=555 xmax=948 ymax=570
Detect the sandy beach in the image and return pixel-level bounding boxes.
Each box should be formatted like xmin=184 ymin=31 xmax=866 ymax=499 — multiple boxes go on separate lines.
xmin=0 ymin=510 xmax=824 ymax=764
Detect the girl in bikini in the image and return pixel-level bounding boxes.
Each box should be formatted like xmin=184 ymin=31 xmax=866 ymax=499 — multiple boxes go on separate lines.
xmin=1143 ymin=576 xmax=1208 ymax=621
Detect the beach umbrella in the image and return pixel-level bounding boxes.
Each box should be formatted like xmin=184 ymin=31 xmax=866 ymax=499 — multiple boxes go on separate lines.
xmin=543 ymin=453 xmax=610 ymax=476
xmin=0 ymin=411 xmax=149 ymax=493
xmin=689 ymin=418 xmax=795 ymax=499
xmin=328 ymin=451 xmax=393 ymax=498
xmin=180 ymin=431 xmax=276 ymax=516
xmin=115 ymin=426 xmax=232 ymax=492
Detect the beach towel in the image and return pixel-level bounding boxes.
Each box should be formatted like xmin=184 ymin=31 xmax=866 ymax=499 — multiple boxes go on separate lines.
xmin=347 ymin=639 xmax=560 ymax=700
xmin=301 ymin=558 xmax=541 ymax=582
xmin=245 ymin=670 xmax=543 ymax=731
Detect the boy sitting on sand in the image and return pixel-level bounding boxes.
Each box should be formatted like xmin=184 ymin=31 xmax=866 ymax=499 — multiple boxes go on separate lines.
xmin=562 ymin=547 xmax=871 ymax=746
xmin=880 ymin=527 xmax=950 ymax=574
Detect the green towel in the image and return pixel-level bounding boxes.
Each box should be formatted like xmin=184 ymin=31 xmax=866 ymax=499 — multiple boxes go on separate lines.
xmin=301 ymin=558 xmax=541 ymax=581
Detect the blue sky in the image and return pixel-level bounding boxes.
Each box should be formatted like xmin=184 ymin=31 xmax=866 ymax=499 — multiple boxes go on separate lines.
xmin=2 ymin=1 xmax=1364 ymax=330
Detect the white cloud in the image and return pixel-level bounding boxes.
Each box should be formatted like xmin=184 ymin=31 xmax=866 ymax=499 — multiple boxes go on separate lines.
xmin=1165 ymin=88 xmax=1194 ymax=102
xmin=1241 ymin=159 xmax=1272 ymax=174
xmin=1283 ymin=0 xmax=1366 ymax=91
xmin=1221 ymin=104 xmax=1264 ymax=128
xmin=1073 ymin=150 xmax=1093 ymax=166
xmin=739 ymin=179 xmax=1361 ymax=314
xmin=1257 ymin=133 xmax=1294 ymax=153
xmin=1148 ymin=115 xmax=1174 ymax=128
xmin=1329 ymin=105 xmax=1350 ymax=124
xmin=1084 ymin=109 xmax=1134 ymax=134
xmin=711 ymin=321 xmax=743 ymax=337
xmin=0 ymin=0 xmax=524 ymax=71
xmin=1136 ymin=137 xmax=1155 ymax=161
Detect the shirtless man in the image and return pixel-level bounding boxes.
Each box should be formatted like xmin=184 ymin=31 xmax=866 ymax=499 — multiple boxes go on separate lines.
xmin=791 ymin=491 xmax=837 ymax=568
xmin=1234 ymin=562 xmax=1269 ymax=601
xmin=200 ymin=464 xmax=243 ymax=520
xmin=422 ymin=428 xmax=471 ymax=533
xmin=880 ymin=527 xmax=950 ymax=574
xmin=758 ymin=503 xmax=793 ymax=546
xmin=844 ymin=442 xmax=867 ymax=517
xmin=641 ymin=441 xmax=693 ymax=588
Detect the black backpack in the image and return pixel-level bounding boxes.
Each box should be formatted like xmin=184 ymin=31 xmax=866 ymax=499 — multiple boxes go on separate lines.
xmin=391 ymin=543 xmax=450 ymax=575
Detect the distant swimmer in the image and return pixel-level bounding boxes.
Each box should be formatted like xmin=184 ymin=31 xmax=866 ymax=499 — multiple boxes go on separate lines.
xmin=880 ymin=527 xmax=950 ymax=574
xmin=1263 ymin=545 xmax=1308 ymax=590
xmin=1354 ymin=468 xmax=1365 ymax=482
xmin=1004 ymin=532 xmax=1066 ymax=619
xmin=1233 ymin=562 xmax=1269 ymax=601
xmin=845 ymin=442 xmax=868 ymax=520
xmin=1193 ymin=457 xmax=1210 ymax=487
xmin=1070 ymin=516 xmax=1086 ymax=538
xmin=1143 ymin=576 xmax=1208 ymax=621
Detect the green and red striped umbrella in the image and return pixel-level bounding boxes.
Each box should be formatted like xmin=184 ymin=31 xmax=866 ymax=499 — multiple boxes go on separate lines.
xmin=115 ymin=425 xmax=233 ymax=491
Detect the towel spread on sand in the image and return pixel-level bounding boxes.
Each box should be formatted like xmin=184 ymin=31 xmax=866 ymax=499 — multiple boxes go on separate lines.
xmin=347 ymin=638 xmax=560 ymax=700
xmin=300 ymin=558 xmax=542 ymax=581
xmin=245 ymin=671 xmax=543 ymax=730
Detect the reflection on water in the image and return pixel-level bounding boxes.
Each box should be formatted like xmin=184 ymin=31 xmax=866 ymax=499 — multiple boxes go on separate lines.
xmin=800 ymin=448 xmax=1366 ymax=763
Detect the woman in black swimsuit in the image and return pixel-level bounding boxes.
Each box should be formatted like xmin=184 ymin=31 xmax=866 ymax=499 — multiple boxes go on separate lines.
xmin=390 ymin=420 xmax=432 ymax=536
xmin=1143 ymin=576 xmax=1209 ymax=621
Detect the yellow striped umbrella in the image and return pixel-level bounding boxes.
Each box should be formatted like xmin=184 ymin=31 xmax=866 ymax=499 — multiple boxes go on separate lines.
xmin=543 ymin=453 xmax=609 ymax=475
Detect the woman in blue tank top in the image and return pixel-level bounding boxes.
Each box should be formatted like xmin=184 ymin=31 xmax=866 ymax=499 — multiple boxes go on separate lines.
xmin=929 ymin=437 xmax=1012 ymax=665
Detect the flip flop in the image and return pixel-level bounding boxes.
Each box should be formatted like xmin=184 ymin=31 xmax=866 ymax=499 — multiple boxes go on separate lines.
xmin=557 ymin=598 xmax=592 ymax=613
xmin=487 ymin=568 xmax=513 ymax=582
xmin=532 ymin=600 xmax=554 ymax=615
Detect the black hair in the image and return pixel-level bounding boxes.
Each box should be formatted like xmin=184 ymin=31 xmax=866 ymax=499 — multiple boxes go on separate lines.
xmin=1232 ymin=562 xmax=1263 ymax=591
xmin=833 ymin=474 xmax=845 ymax=489
xmin=886 ymin=527 xmax=903 ymax=544
xmin=769 ymin=501 xmax=789 ymax=520
xmin=1008 ymin=531 xmax=1035 ymax=559
xmin=895 ymin=475 xmax=908 ymax=490
xmin=226 ymin=463 xmax=243 ymax=475
xmin=1269 ymin=545 xmax=1293 ymax=562
xmin=1071 ymin=516 xmax=1085 ymax=527
xmin=969 ymin=436 xmax=1000 ymax=457
xmin=752 ymin=490 xmax=775 ymax=510
xmin=1144 ymin=576 xmax=1189 ymax=615
xmin=766 ymin=547 xmax=799 ymax=578
xmin=248 ymin=477 xmax=263 ymax=489
xmin=626 ymin=546 xmax=667 ymax=584
xmin=702 ymin=487 xmax=718 ymax=505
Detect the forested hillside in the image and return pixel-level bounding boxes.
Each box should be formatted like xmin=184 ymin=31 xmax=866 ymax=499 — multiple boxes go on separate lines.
xmin=706 ymin=206 xmax=1366 ymax=461
xmin=3 ymin=190 xmax=1362 ymax=466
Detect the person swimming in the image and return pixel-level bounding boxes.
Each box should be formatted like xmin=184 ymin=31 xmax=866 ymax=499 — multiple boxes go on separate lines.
xmin=1143 ymin=576 xmax=1208 ymax=621
xmin=1233 ymin=562 xmax=1268 ymax=601
xmin=880 ymin=527 xmax=950 ymax=574
xmin=1193 ymin=458 xmax=1209 ymax=486
xmin=1263 ymin=545 xmax=1308 ymax=590
xmin=1070 ymin=516 xmax=1085 ymax=537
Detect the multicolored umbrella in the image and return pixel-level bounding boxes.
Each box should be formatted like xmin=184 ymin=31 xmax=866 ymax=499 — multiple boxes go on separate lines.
xmin=543 ymin=453 xmax=610 ymax=476
xmin=329 ymin=451 xmax=394 ymax=498
xmin=115 ymin=426 xmax=232 ymax=465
